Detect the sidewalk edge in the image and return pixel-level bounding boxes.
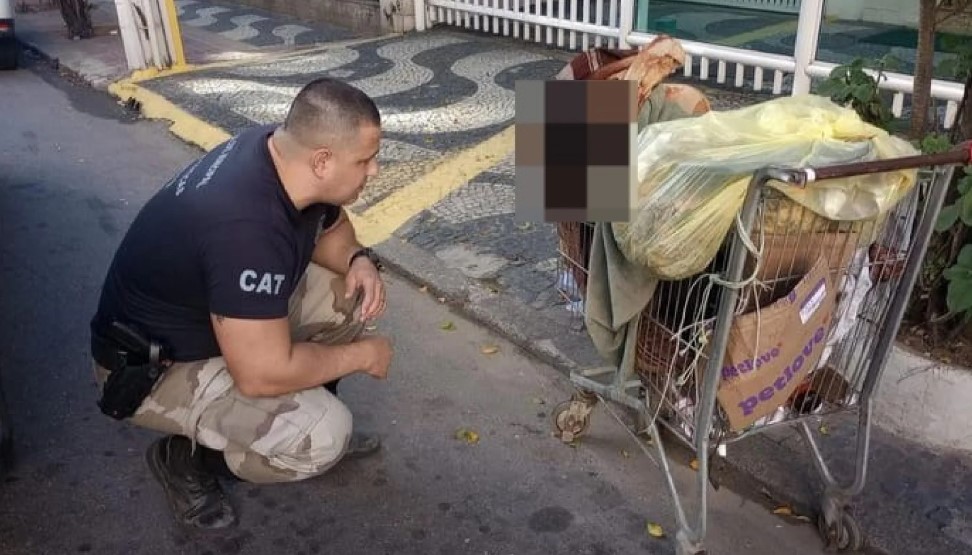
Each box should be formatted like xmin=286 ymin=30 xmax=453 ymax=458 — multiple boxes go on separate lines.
xmin=16 ymin=38 xmax=112 ymax=90
xmin=374 ymin=236 xmax=584 ymax=374
xmin=107 ymin=80 xmax=231 ymax=152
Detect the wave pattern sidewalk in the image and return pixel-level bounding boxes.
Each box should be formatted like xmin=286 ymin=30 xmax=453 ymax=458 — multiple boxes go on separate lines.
xmin=176 ymin=0 xmax=359 ymax=47
xmin=137 ymin=29 xmax=566 ymax=210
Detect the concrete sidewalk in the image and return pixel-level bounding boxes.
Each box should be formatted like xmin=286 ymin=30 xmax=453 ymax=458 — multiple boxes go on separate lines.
xmin=13 ymin=0 xmax=132 ymax=89
xmin=12 ymin=5 xmax=972 ymax=554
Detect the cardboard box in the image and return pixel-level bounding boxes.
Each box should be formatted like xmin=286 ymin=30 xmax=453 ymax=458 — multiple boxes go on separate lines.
xmin=739 ymin=231 xmax=859 ymax=314
xmin=752 ymin=230 xmax=860 ymax=279
xmin=636 ymin=226 xmax=854 ymax=430
xmin=714 ymin=254 xmax=837 ymax=431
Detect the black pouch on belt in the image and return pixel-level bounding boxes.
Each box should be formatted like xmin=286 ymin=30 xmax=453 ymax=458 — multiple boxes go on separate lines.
xmin=91 ymin=321 xmax=170 ymax=421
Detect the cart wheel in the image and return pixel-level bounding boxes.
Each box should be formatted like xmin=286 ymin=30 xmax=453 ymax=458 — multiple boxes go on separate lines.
xmin=551 ymin=393 xmax=596 ymax=444
xmin=817 ymin=511 xmax=864 ymax=552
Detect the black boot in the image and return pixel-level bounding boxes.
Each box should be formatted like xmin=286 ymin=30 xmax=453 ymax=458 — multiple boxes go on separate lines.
xmin=145 ymin=435 xmax=237 ymax=529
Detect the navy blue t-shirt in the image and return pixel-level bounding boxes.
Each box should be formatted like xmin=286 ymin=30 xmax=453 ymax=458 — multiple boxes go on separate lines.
xmin=91 ymin=124 xmax=340 ymax=362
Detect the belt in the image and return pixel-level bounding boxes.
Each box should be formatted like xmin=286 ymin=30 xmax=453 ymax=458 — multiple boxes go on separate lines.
xmin=91 ymin=327 xmax=154 ymax=373
xmin=91 ymin=332 xmax=129 ymax=373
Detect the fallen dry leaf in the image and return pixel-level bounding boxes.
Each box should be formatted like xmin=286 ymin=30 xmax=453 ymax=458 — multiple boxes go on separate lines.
xmin=621 ymin=449 xmax=630 ymax=459
xmin=819 ymin=424 xmax=830 ymax=436
xmin=454 ymin=428 xmax=480 ymax=444
xmin=419 ymin=285 xmax=428 ymax=292
xmin=480 ymin=344 xmax=499 ymax=355
xmin=440 ymin=321 xmax=456 ymax=331
xmin=689 ymin=459 xmax=699 ymax=471
xmin=646 ymin=522 xmax=665 ymax=538
xmin=772 ymin=505 xmax=811 ymax=521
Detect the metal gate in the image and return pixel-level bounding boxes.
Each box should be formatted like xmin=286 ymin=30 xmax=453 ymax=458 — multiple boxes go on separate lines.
xmin=678 ymin=0 xmax=802 ymax=14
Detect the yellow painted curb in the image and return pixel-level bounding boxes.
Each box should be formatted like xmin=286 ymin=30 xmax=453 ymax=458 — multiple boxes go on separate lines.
xmin=107 ymin=80 xmax=231 ymax=152
xmin=349 ymin=126 xmax=515 ymax=246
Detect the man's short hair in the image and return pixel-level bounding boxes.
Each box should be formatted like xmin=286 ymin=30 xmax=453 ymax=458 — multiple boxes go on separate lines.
xmin=283 ymin=77 xmax=381 ymax=148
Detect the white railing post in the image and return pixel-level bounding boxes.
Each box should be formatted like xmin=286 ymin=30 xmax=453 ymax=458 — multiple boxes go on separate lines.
xmin=791 ymin=0 xmax=824 ymax=95
xmin=618 ymin=0 xmax=635 ymax=49
xmin=415 ymin=0 xmax=428 ymax=30
xmin=113 ymin=0 xmax=149 ymax=70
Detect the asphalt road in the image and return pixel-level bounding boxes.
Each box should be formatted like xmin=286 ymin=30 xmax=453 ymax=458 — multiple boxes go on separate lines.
xmin=0 ymin=53 xmax=832 ymax=555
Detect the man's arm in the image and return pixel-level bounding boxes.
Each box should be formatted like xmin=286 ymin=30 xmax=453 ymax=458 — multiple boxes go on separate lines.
xmin=199 ymin=219 xmax=388 ymax=397
xmin=312 ymin=208 xmax=364 ymax=274
xmin=210 ymin=314 xmax=389 ymax=397
xmin=312 ymin=208 xmax=386 ymax=321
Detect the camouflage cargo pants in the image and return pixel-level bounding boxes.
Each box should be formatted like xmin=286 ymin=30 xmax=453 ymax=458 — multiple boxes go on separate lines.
xmin=93 ymin=262 xmax=367 ymax=484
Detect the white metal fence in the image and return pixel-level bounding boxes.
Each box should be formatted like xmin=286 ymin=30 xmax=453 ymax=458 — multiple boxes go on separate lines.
xmin=414 ymin=0 xmax=965 ymax=129
xmin=424 ymin=0 xmax=626 ymax=51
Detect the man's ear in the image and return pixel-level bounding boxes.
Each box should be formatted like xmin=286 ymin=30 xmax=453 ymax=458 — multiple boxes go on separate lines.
xmin=312 ymin=147 xmax=333 ymax=177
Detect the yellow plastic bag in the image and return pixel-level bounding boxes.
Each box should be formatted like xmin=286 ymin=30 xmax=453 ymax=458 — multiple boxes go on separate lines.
xmin=612 ymin=94 xmax=920 ymax=281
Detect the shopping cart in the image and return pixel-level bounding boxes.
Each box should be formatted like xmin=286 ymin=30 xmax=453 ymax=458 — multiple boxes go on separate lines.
xmin=552 ymin=141 xmax=972 ymax=554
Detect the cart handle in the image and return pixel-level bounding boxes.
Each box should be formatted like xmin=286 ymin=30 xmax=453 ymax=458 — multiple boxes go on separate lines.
xmin=757 ymin=140 xmax=972 ymax=188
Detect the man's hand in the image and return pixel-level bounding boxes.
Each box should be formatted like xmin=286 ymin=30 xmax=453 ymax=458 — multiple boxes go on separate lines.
xmin=212 ymin=314 xmax=380 ymax=397
xmin=360 ymin=335 xmax=393 ymax=379
xmin=346 ymin=256 xmax=386 ymax=321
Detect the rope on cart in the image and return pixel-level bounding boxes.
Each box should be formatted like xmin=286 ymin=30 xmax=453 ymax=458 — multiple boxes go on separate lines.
xmin=633 ymin=204 xmax=775 ymax=440
xmin=676 ymin=209 xmax=770 ymax=384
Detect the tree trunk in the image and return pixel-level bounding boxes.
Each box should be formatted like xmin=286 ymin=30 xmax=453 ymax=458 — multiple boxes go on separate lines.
xmin=57 ymin=0 xmax=93 ymax=39
xmin=911 ymin=0 xmax=939 ymax=138
xmin=956 ymin=70 xmax=972 ymax=143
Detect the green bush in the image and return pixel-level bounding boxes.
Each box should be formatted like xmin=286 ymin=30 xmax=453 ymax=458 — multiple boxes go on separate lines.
xmin=817 ymin=53 xmax=972 ymax=340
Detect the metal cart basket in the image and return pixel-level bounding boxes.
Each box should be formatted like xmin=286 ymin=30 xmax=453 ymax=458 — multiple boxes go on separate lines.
xmin=552 ymin=142 xmax=972 ymax=555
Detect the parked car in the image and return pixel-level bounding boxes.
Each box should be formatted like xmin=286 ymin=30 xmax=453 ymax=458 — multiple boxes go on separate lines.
xmin=0 ymin=0 xmax=18 ymax=70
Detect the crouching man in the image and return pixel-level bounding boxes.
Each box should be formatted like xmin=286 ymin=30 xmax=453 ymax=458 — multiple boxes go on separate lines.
xmin=88 ymin=77 xmax=393 ymax=529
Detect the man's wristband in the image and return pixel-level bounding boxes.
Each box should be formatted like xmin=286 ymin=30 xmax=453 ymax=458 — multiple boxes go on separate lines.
xmin=349 ymin=247 xmax=382 ymax=271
